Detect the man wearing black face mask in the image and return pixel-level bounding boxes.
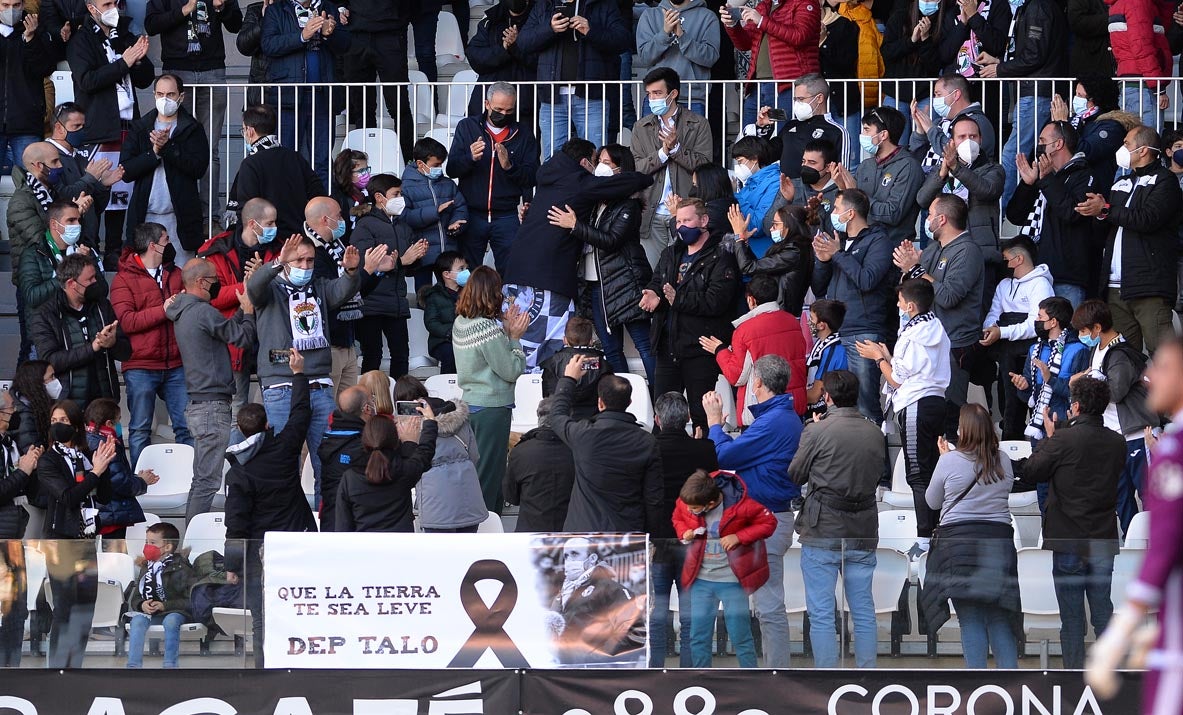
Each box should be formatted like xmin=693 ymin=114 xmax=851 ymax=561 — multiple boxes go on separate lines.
xmin=762 ymin=138 xmax=839 ymax=236
xmin=448 ymin=81 xmax=541 ymax=274
xmin=46 ymin=103 xmax=118 ymax=250
xmin=465 ymin=0 xmax=539 ymax=127
xmin=30 ymin=253 xmax=131 ymax=409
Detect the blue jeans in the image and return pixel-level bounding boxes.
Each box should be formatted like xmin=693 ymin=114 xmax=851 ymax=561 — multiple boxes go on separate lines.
xmin=1052 ymin=551 xmax=1115 ymax=669
xmin=0 ymin=134 xmax=38 ymax=174
xmin=649 ymin=549 xmax=693 ymax=667
xmin=124 ymin=367 xmax=193 ymax=468
xmin=1121 ymin=82 xmax=1158 ymax=132
xmin=1117 ymin=438 xmax=1147 ymax=536
xmin=1053 ymin=282 xmax=1087 ymax=310
xmin=741 ymin=82 xmax=793 ymax=131
xmin=262 ymin=384 xmax=337 ymax=504
xmin=841 ymin=332 xmax=884 ymax=424
xmin=953 ymin=599 xmax=1018 ymax=668
xmin=126 ymin=611 xmax=184 ymax=668
xmin=688 ymin=578 xmax=757 ymax=667
xmin=589 ymin=282 xmax=655 ymax=387
xmin=1001 ymin=95 xmax=1051 ymax=212
xmin=461 ymin=212 xmax=519 ymax=275
xmin=800 ymin=546 xmax=877 ymax=668
xmin=539 ymin=95 xmax=607 ymax=160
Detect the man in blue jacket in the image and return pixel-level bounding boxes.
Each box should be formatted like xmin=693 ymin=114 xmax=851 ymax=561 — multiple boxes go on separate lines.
xmin=516 ymin=0 xmax=629 ymax=159
xmin=703 ymin=353 xmax=802 ymax=668
xmin=447 ymin=81 xmax=540 ymax=275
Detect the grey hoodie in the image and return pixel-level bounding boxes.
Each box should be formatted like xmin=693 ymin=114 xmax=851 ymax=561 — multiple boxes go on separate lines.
xmin=246 ymin=262 xmax=362 ymax=387
xmin=854 ymin=147 xmax=925 ymax=247
xmin=635 ymin=0 xmax=720 ymax=100
xmin=165 ymin=293 xmax=257 ymax=401
xmin=918 ymin=231 xmax=985 ymax=350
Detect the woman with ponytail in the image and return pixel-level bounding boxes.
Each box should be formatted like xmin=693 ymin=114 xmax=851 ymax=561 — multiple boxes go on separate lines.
xmin=335 ymin=400 xmax=437 ymax=532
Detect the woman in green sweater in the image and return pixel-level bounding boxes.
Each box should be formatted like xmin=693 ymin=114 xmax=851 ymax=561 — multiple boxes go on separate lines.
xmin=452 ymin=266 xmax=529 ymax=513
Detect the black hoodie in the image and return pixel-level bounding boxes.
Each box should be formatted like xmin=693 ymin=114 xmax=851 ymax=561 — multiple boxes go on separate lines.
xmin=317 ymin=409 xmax=366 ymax=532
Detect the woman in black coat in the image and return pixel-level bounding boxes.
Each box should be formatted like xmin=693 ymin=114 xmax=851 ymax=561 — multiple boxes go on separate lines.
xmin=550 ymin=144 xmax=655 ymax=386
xmin=729 ymin=203 xmax=813 ymax=315
xmin=336 ymin=407 xmax=438 ymax=533
xmin=10 ymin=360 xmax=56 ymax=454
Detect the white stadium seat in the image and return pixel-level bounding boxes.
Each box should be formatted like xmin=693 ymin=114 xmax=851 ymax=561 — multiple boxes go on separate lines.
xmin=135 ymin=444 xmax=195 ymax=516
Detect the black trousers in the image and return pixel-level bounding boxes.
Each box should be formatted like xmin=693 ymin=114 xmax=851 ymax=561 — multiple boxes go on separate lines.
xmin=357 ymin=315 xmax=410 ymax=378
xmin=244 ymin=548 xmax=264 ymax=669
xmin=898 ymin=395 xmax=944 ymax=538
xmin=989 ymin=339 xmax=1034 ymax=441
xmin=654 ymin=349 xmax=720 ymax=435
xmin=46 ymin=539 xmax=98 ymax=669
xmin=342 ymin=29 xmax=416 ymax=158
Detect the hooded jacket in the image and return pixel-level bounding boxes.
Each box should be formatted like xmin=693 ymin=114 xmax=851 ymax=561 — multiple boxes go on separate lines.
xmin=19 ymin=235 xmax=105 ymax=313
xmin=725 ymin=0 xmax=821 ymax=91
xmin=165 ymin=292 xmax=256 ymax=401
xmin=0 ymin=437 xmax=33 ymax=539
xmin=144 ymin=0 xmax=244 ymax=71
xmin=0 ymin=25 xmax=56 ymax=136
xmin=336 ymin=421 xmax=438 ymax=533
xmin=30 ymin=289 xmax=131 ymax=404
xmin=447 ymin=113 xmax=540 ymax=217
xmin=1078 ymin=110 xmax=1138 ymax=188
xmin=85 ymin=428 xmax=147 ymax=529
xmin=245 ymin=261 xmax=362 ymax=386
xmin=1104 ymin=0 xmax=1173 ymax=89
xmin=713 ymin=303 xmax=807 ymax=424
xmin=636 ymin=0 xmax=721 ymax=94
xmin=504 ymin=152 xmax=652 ymax=299
xmin=574 ymin=197 xmax=652 ymax=328
xmin=316 ymin=409 xmax=365 ymax=532
xmin=552 ymin=376 xmax=665 ymax=533
xmin=400 ymin=163 xmax=469 ymax=269
xmin=1023 ymin=413 xmax=1125 ymax=557
xmin=855 ymin=147 xmax=925 ymax=247
xmin=66 ymin=17 xmax=156 ymax=145
xmin=420 ymin=283 xmax=459 ymax=353
xmin=672 ymin=470 xmax=777 ymax=592
xmin=735 ymin=163 xmax=783 ymax=249
xmin=646 ymin=231 xmax=739 ymax=359
xmin=1005 ymin=153 xmax=1105 ymax=289
xmin=984 ymin=264 xmax=1055 ymax=342
xmin=224 ymin=374 xmax=318 ymax=574
xmin=1100 ymin=161 xmax=1183 ymax=301
xmin=907 ymin=102 xmax=997 ymax=168
xmin=917 ymin=231 xmax=985 ymax=349
xmin=109 ymin=248 xmax=184 ymax=372
xmin=709 ymin=393 xmax=803 ymax=510
xmin=505 ymin=426 xmax=577 ymax=532
xmin=119 ymin=107 xmax=210 ymax=251
xmin=811 ymin=223 xmax=894 ymax=337
xmin=890 ymin=312 xmax=952 ymax=411
xmin=916 ymin=155 xmax=1006 ymax=266
xmin=790 ymin=405 xmax=882 ymax=551
xmin=350 ymin=207 xmax=412 ymax=319
xmin=7 ymin=166 xmax=51 ymax=280
xmin=1093 ymin=339 xmax=1158 ymax=436
xmin=542 ymin=346 xmax=613 ymax=421
xmin=126 ymin=553 xmax=196 ymax=618
xmin=517 ymin=0 xmax=630 ymax=101
xmin=417 ymin=400 xmax=488 ymax=530
xmin=197 ymin=228 xmax=280 ymax=373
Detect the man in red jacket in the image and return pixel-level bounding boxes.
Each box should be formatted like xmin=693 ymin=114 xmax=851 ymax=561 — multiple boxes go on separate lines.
xmin=721 ymin=0 xmax=821 ymax=129
xmin=198 ymin=197 xmax=282 ymax=416
xmin=109 ymin=222 xmax=191 ymax=467
xmin=700 ymin=274 xmax=807 ymax=425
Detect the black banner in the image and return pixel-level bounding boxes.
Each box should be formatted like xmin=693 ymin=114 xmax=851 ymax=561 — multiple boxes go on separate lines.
xmin=0 ymin=670 xmax=519 ymax=714
xmin=520 ymin=669 xmax=1142 ymax=715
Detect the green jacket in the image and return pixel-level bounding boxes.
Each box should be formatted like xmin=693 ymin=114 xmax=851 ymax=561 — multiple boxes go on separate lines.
xmin=125 ymin=553 xmax=197 ymax=619
xmin=18 ymin=236 xmax=107 ymax=312
xmin=420 ymin=283 xmax=458 ymax=352
xmin=453 ymin=315 xmax=525 ymax=407
xmin=6 ymin=166 xmax=48 ymax=285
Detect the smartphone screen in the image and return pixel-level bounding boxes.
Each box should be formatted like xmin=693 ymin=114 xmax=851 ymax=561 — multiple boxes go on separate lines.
xmin=395 ymin=401 xmax=421 ymax=416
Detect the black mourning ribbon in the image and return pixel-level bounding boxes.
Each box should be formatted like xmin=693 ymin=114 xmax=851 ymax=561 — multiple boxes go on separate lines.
xmin=448 ymin=559 xmax=529 ymax=668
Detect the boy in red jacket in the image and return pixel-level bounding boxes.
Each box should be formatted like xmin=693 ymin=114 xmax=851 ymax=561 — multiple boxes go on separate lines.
xmin=672 ymin=469 xmax=777 ymax=668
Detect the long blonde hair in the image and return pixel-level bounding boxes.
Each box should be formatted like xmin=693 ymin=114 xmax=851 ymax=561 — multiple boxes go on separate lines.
xmin=359 ymin=370 xmax=393 ymax=416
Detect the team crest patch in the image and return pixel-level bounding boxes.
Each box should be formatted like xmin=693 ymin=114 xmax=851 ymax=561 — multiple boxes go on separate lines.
xmin=1099 ymin=130 xmax=1109 ymax=139
xmin=882 ymin=172 xmax=893 ymax=187
xmin=937 ymin=258 xmax=948 ymax=271
xmin=812 ymin=128 xmax=824 ymax=138
xmin=581 ymin=586 xmax=596 ymax=598
xmin=294 ymin=299 xmax=321 ymax=337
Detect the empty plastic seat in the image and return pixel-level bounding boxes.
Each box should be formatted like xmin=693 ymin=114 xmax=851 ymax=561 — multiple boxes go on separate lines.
xmin=1016 ymin=547 xmax=1060 ymax=667
xmin=877 ymin=510 xmax=919 ymax=554
xmin=619 ymin=372 xmax=653 ymax=429
xmin=425 ymin=373 xmax=464 ymax=402
xmin=510 ymin=374 xmax=544 ymax=434
xmin=183 ymin=512 xmax=228 ymax=559
xmin=342 ymin=127 xmax=405 ymax=175
xmin=476 ymin=511 xmax=504 ymax=533
xmin=1125 ymin=511 xmax=1150 ymax=549
xmin=135 ymin=444 xmax=195 ymax=516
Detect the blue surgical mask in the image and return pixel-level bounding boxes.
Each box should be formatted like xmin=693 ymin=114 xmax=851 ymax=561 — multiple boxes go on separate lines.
xmin=258 ymin=225 xmax=278 ymax=244
xmin=831 ymin=210 xmax=849 ymax=234
xmin=332 ymin=219 xmax=346 ymax=240
xmin=770 ymin=228 xmax=784 ymax=243
xmin=899 ymin=308 xmax=911 ymax=324
xmin=114 ymin=423 xmax=123 ymax=439
xmin=1008 ymin=0 xmax=1024 ymax=10
xmin=932 ymin=94 xmax=951 ymax=118
xmin=287 ymin=266 xmax=314 ymax=287
xmin=62 ymin=224 xmax=82 ymax=245
xmin=1079 ymin=332 xmax=1101 ymax=348
xmin=648 ymin=97 xmax=669 ymax=116
xmin=426 ymin=166 xmax=444 ymax=180
xmin=455 ymin=269 xmax=471 ymax=286
xmin=919 ymin=0 xmax=939 ymax=15
xmin=859 ymin=134 xmax=878 ymax=156
xmin=1071 ymin=96 xmax=1089 ymax=117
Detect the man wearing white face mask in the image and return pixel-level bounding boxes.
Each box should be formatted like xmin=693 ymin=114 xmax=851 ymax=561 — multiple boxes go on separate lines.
xmin=1076 ymin=125 xmax=1183 ymax=355
xmin=119 ymin=74 xmax=209 ymax=266
xmin=916 ymin=116 xmax=1004 ymax=282
xmin=909 ymin=74 xmax=996 ymax=173
xmin=19 ymin=200 xmax=105 ymax=314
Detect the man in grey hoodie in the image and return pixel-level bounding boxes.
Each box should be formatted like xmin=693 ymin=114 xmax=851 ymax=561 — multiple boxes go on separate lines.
xmin=166 ymin=258 xmax=257 ymax=521
xmin=635 ymin=0 xmax=720 ymax=112
xmin=842 ymin=105 xmax=924 ymax=248
xmin=246 ymin=233 xmax=383 ymax=506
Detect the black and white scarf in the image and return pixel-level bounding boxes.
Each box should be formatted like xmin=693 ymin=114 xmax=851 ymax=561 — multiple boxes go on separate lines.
xmin=139 ymin=554 xmax=172 ymax=603
xmin=25 ymin=170 xmax=53 ymax=211
xmin=1024 ymin=331 xmax=1067 ymax=440
xmin=1018 ymin=191 xmax=1045 ymax=242
xmin=92 ymin=20 xmax=136 ymax=116
xmin=883 ymin=312 xmax=938 ymax=416
xmin=921 ymin=118 xmax=953 ymax=169
xmin=247 ymin=134 xmax=281 ymax=156
xmin=286 ymin=286 xmax=330 ymax=351
xmin=291 ymin=0 xmax=323 ymax=49
xmin=186 ymin=0 xmax=211 ymax=54
xmin=303 ymin=222 xmax=363 ymax=321
xmin=806 ymin=332 xmax=841 ymax=412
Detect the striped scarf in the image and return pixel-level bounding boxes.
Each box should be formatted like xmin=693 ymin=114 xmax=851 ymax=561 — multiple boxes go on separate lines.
xmin=303 ymin=223 xmax=362 ymax=321
xmin=1024 ymin=331 xmax=1066 ymax=440
xmin=24 ymin=170 xmax=53 ymax=211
